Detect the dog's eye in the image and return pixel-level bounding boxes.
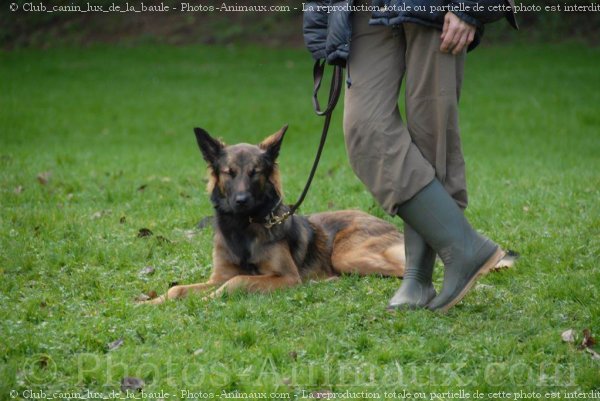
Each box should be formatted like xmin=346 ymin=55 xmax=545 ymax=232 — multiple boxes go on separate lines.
xmin=248 ymin=168 xmax=259 ymax=177
xmin=222 ymin=169 xmax=236 ymax=178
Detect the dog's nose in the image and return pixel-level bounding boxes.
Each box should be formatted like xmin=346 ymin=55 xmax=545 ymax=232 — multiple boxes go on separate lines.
xmin=235 ymin=193 xmax=249 ymax=205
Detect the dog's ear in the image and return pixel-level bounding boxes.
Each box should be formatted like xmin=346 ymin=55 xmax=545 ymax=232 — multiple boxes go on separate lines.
xmin=194 ymin=128 xmax=224 ymax=168
xmin=259 ymin=125 xmax=288 ymax=162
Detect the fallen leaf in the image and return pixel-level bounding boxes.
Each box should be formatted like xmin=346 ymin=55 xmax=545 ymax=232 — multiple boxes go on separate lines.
xmin=193 ymin=348 xmax=204 ymax=356
xmin=561 ymin=329 xmax=575 ymax=343
xmin=14 ymin=186 xmax=23 ymax=194
xmin=37 ymin=171 xmax=52 ymax=185
xmin=288 ymin=351 xmax=298 ymax=361
xmin=120 ymin=377 xmax=144 ymax=393
xmin=282 ymin=377 xmax=292 ymax=385
xmin=138 ymin=266 xmax=155 ymax=276
xmin=579 ymin=328 xmax=597 ymax=350
xmin=563 ymin=328 xmax=600 ymax=360
xmin=37 ymin=355 xmax=50 ymax=369
xmin=137 ymin=228 xmax=153 ymax=238
xmin=107 ymin=338 xmax=124 ymax=351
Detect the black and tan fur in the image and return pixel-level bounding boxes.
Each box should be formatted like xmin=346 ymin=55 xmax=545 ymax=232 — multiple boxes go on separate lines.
xmin=145 ymin=125 xmax=407 ymax=304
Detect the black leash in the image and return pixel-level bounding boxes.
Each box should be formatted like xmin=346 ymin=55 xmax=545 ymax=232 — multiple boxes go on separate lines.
xmin=262 ymin=60 xmax=343 ymax=228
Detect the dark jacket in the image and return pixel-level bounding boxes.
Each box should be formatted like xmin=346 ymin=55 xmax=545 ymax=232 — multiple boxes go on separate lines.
xmin=303 ymin=0 xmax=518 ymax=66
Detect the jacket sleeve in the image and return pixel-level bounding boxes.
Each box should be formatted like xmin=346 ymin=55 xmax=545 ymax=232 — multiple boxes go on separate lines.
xmin=450 ymin=0 xmax=518 ymax=29
xmin=303 ymin=1 xmax=329 ymax=61
xmin=324 ymin=1 xmax=353 ymax=66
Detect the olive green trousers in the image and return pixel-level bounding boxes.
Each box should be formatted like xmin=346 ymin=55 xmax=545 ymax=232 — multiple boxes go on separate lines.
xmin=343 ymin=11 xmax=468 ymax=214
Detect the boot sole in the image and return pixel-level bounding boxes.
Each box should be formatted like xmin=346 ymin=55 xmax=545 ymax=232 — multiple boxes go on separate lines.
xmin=435 ymin=247 xmax=506 ymax=313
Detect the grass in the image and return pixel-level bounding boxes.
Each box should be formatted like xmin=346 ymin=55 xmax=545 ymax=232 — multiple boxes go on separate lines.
xmin=1 ymin=43 xmax=599 ymax=399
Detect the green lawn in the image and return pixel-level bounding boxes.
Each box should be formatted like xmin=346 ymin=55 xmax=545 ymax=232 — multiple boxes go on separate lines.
xmin=1 ymin=43 xmax=599 ymax=399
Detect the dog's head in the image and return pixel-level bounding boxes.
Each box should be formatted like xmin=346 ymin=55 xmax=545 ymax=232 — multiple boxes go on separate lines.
xmin=193 ymin=126 xmax=287 ymax=215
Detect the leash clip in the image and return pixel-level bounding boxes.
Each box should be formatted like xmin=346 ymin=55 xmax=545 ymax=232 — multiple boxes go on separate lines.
xmin=264 ymin=211 xmax=291 ymax=229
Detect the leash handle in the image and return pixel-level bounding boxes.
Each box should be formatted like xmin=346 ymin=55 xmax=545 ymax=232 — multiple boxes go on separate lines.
xmin=312 ymin=60 xmax=343 ymax=116
xmin=287 ymin=61 xmax=343 ymax=216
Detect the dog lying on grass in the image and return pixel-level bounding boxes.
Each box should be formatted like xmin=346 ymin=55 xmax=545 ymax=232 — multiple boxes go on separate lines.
xmin=144 ymin=126 xmax=408 ymax=304
xmin=143 ymin=126 xmax=515 ymax=305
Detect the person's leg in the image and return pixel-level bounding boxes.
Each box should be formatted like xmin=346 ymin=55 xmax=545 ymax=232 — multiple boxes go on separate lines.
xmin=403 ymin=23 xmax=468 ymax=209
xmin=344 ymin=13 xmax=439 ymax=309
xmin=389 ymin=23 xmax=467 ymax=310
xmin=396 ymin=180 xmax=504 ymax=312
xmin=343 ymin=12 xmax=435 ymax=214
xmin=387 ymin=223 xmax=437 ymax=309
xmin=393 ymin=23 xmax=504 ymax=312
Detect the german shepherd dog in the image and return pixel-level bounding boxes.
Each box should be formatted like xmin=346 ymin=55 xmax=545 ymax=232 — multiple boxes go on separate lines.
xmin=145 ymin=125 xmax=408 ymax=304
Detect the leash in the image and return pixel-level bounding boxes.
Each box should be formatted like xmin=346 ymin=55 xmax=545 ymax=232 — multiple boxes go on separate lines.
xmin=262 ymin=60 xmax=343 ymax=228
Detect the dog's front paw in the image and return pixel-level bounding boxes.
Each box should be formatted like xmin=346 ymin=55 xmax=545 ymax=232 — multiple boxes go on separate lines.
xmin=201 ymin=290 xmax=221 ymax=302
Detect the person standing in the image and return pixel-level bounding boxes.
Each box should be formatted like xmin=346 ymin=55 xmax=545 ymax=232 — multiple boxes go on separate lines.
xmin=303 ymin=0 xmax=518 ymax=311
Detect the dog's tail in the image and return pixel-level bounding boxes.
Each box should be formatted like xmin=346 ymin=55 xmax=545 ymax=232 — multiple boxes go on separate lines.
xmin=492 ymin=249 xmax=520 ymax=271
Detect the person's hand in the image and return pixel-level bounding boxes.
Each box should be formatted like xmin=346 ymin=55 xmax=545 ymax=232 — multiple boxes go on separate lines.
xmin=440 ymin=11 xmax=476 ymax=55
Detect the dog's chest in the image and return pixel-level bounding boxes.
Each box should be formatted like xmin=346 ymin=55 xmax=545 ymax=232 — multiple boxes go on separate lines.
xmin=222 ymin=229 xmax=268 ymax=275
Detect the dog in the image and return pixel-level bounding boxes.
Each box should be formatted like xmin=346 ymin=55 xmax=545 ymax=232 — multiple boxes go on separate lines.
xmin=144 ymin=125 xmax=409 ymax=304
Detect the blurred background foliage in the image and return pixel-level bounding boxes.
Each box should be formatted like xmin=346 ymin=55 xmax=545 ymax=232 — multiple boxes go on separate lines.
xmin=1 ymin=0 xmax=599 ymax=50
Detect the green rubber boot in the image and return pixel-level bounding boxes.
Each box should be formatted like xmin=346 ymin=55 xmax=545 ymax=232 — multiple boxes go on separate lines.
xmin=396 ymin=179 xmax=505 ymax=312
xmin=387 ymin=224 xmax=437 ymax=310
